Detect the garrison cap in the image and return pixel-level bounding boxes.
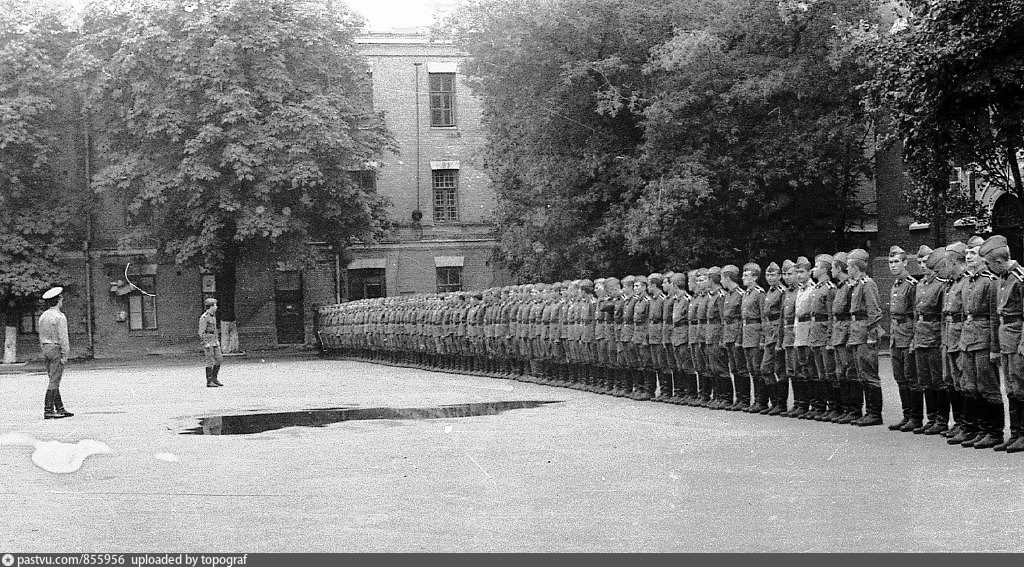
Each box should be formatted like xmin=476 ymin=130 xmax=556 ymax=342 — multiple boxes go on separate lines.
xmin=203 ymin=297 xmax=217 ymax=307
xmin=926 ymin=248 xmax=946 ymax=270
xmin=706 ymin=266 xmax=722 ymax=282
xmin=721 ymin=265 xmax=740 ymax=280
xmin=833 ymin=251 xmax=849 ymax=267
xmin=889 ymin=245 xmax=907 ymax=258
xmin=814 ymin=254 xmax=833 ymax=269
xmin=604 ymin=276 xmax=620 ymax=289
xmin=781 ymin=259 xmax=795 ymax=272
xmin=795 ymin=256 xmax=812 ymax=269
xmin=696 ymin=267 xmax=709 ymax=277
xmin=647 ymin=273 xmax=664 ymax=286
xmin=42 ymin=287 xmax=63 ymax=300
xmin=966 ymin=235 xmax=985 ymax=249
xmin=917 ymin=245 xmax=932 ymax=259
xmin=742 ymin=262 xmax=761 ymax=277
xmin=633 ymin=275 xmax=648 ymax=285
xmin=621 ymin=275 xmax=636 ymax=285
xmin=579 ymin=279 xmax=595 ymax=293
xmin=980 ymin=235 xmax=1010 ymax=259
xmin=849 ymin=249 xmax=870 ymax=262
xmin=945 ymin=241 xmax=967 ymax=261
xmin=670 ymin=272 xmax=687 ymax=287
xmin=765 ymin=261 xmax=781 ymax=274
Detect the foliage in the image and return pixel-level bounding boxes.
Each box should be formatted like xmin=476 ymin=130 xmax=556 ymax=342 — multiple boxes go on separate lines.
xmin=70 ymin=0 xmax=394 ymax=318
xmin=858 ymin=0 xmax=1024 ymax=227
xmin=0 ymin=0 xmax=76 ymax=322
xmin=451 ymin=0 xmax=880 ymax=280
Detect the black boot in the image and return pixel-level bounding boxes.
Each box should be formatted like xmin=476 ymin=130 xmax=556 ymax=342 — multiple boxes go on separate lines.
xmin=853 ymin=385 xmax=883 ymax=426
xmin=212 ymin=364 xmax=224 ymax=387
xmin=924 ymin=390 xmax=950 ymax=435
xmin=944 ymin=390 xmax=963 ymax=438
xmin=206 ymin=367 xmax=220 ymax=388
xmin=43 ymin=390 xmax=60 ymax=419
xmin=889 ymin=388 xmax=911 ymax=430
xmin=973 ymin=401 xmax=1005 ymax=449
xmin=53 ymin=390 xmax=74 ymax=418
xmin=949 ymin=394 xmax=976 ymax=444
xmin=901 ymin=390 xmax=924 ymax=432
xmin=994 ymin=398 xmax=1021 ymax=452
xmin=960 ymin=396 xmax=986 ymax=447
xmin=913 ymin=390 xmax=937 ymax=434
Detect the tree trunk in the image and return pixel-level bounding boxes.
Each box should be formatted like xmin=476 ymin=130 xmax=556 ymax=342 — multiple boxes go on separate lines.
xmin=3 ymin=326 xmax=16 ymax=364
xmin=1008 ymin=144 xmax=1023 ymax=196
xmin=215 ymin=251 xmax=240 ymax=354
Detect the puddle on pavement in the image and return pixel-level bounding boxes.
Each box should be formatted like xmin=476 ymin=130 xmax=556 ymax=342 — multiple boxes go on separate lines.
xmin=179 ymin=400 xmax=562 ymax=435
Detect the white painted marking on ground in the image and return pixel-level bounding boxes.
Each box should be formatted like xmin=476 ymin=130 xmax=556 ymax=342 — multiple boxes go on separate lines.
xmin=154 ymin=452 xmax=179 ymax=463
xmin=1 ymin=433 xmax=111 ymax=473
xmin=827 ymin=446 xmax=841 ymax=461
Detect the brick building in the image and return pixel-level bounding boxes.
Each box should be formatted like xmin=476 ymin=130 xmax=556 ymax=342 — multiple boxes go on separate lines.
xmin=5 ymin=30 xmax=502 ymax=362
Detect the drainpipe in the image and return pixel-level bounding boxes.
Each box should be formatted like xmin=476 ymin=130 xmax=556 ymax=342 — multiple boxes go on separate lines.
xmin=84 ymin=115 xmax=95 ymax=357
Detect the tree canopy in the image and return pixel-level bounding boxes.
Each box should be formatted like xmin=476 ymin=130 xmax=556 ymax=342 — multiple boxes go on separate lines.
xmin=70 ymin=0 xmax=394 ymax=320
xmin=0 ymin=0 xmax=76 ymax=323
xmin=449 ymin=0 xmax=881 ymax=281
xmin=859 ymin=0 xmax=1024 ymax=238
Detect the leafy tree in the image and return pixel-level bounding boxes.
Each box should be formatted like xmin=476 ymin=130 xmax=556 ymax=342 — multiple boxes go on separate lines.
xmin=637 ymin=0 xmax=880 ymax=268
xmin=858 ymin=0 xmax=1024 ymax=244
xmin=70 ymin=0 xmax=393 ymax=343
xmin=0 ymin=0 xmax=76 ymax=352
xmin=447 ymin=0 xmax=718 ymax=281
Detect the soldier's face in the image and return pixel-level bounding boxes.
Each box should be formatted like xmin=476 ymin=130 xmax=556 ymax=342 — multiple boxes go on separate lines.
xmin=987 ymin=255 xmax=1010 ymax=275
xmin=766 ymin=271 xmax=781 ymax=286
xmin=795 ymin=267 xmax=810 ymax=284
xmin=634 ymin=282 xmax=645 ymax=294
xmin=647 ymin=282 xmax=659 ymax=295
xmin=696 ymin=275 xmax=708 ymax=291
xmin=966 ymin=248 xmax=983 ymax=269
xmin=830 ymin=263 xmax=842 ymax=279
xmin=917 ymin=257 xmax=928 ymax=272
xmin=741 ymin=271 xmax=756 ymax=288
xmin=888 ymin=256 xmax=906 ymax=275
xmin=783 ymin=270 xmax=794 ymax=286
xmin=811 ymin=265 xmax=827 ymax=280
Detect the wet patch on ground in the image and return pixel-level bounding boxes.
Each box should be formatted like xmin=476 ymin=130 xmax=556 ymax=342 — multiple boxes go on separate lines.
xmin=179 ymin=400 xmax=562 ymax=435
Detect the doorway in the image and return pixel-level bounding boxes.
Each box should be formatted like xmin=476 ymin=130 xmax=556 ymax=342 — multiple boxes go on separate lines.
xmin=275 ymin=270 xmax=305 ymax=344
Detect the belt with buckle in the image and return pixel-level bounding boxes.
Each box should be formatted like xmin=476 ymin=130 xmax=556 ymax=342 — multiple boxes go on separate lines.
xmin=797 ymin=315 xmax=812 ymax=322
xmin=744 ymin=317 xmax=761 ymax=324
xmin=943 ymin=313 xmax=964 ymax=323
xmin=965 ymin=314 xmax=989 ymax=322
xmin=892 ymin=314 xmax=912 ymax=323
xmin=766 ymin=315 xmax=782 ymax=322
xmin=834 ymin=313 xmax=851 ymax=321
xmin=917 ymin=314 xmax=942 ymax=322
xmin=999 ymin=314 xmax=1023 ymax=324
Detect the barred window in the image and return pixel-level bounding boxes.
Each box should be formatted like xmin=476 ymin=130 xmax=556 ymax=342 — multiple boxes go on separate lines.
xmin=436 ymin=267 xmax=463 ymax=293
xmin=432 ymin=169 xmax=459 ymax=223
xmin=429 ymin=73 xmax=456 ymax=127
xmin=128 ymin=275 xmax=158 ymax=330
xmin=19 ymin=305 xmax=41 ymax=335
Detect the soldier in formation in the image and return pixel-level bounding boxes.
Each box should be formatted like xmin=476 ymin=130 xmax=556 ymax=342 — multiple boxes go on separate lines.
xmin=316 ymin=237 xmax=1024 ymax=452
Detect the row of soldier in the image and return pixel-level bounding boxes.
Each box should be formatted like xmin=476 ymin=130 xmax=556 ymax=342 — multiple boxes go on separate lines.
xmin=317 ymin=235 xmax=1024 ymax=453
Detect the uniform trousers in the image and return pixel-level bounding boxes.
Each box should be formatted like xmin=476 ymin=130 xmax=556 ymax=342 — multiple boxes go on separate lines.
xmin=811 ymin=346 xmax=838 ymax=384
xmin=853 ymin=342 xmax=881 ymax=388
xmin=961 ymin=350 xmax=998 ymax=403
xmin=915 ymin=346 xmax=944 ymax=390
xmin=891 ymin=346 xmax=919 ymax=390
xmin=1001 ymin=353 xmax=1024 ymax=400
xmin=760 ymin=345 xmax=784 ymax=384
xmin=42 ymin=343 xmax=65 ymax=390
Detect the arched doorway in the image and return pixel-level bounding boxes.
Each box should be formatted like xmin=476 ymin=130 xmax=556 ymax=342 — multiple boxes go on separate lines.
xmin=992 ymin=193 xmax=1024 ymax=262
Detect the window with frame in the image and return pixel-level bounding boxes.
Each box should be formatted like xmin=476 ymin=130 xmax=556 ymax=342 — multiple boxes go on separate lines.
xmin=432 ymin=169 xmax=459 ymax=223
xmin=429 ymin=72 xmax=456 ymax=127
xmin=436 ymin=267 xmax=463 ymax=293
xmin=19 ymin=305 xmax=41 ymax=335
xmin=128 ymin=275 xmax=158 ymax=330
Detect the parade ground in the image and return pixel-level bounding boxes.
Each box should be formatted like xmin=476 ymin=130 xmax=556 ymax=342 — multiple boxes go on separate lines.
xmin=1 ymin=354 xmax=1022 ymax=553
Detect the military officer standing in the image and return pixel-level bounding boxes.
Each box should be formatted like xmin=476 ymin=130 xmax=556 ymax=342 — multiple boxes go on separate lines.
xmin=199 ymin=297 xmax=224 ymax=388
xmin=831 ymin=252 xmax=861 ymax=423
xmin=981 ymin=235 xmax=1022 ymax=451
xmin=760 ymin=262 xmax=788 ymax=415
xmin=721 ymin=265 xmax=746 ymax=410
xmin=913 ymin=248 xmax=948 ymax=434
xmin=847 ymin=249 xmax=884 ymax=426
xmin=808 ymin=255 xmax=838 ymax=421
xmin=888 ymin=246 xmax=920 ymax=432
xmin=705 ymin=267 xmax=729 ymax=408
xmin=741 ymin=263 xmax=767 ymax=412
xmin=39 ymin=287 xmax=74 ymax=418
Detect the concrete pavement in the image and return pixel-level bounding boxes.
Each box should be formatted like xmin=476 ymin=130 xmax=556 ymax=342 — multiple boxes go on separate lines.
xmin=1 ymin=356 xmax=1022 ymax=552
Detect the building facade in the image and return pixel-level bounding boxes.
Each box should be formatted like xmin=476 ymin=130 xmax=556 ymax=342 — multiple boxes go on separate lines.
xmin=6 ymin=31 xmax=502 ymax=362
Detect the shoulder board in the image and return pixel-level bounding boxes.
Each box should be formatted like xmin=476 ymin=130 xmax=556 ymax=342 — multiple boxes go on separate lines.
xmin=719 ymin=289 xmax=727 ymax=297
xmin=906 ymin=275 xmax=918 ymax=285
xmin=1013 ymin=266 xmax=1024 ymax=280
xmin=754 ymin=286 xmax=765 ymax=294
xmin=981 ymin=270 xmax=998 ymax=280
xmin=827 ymin=281 xmax=836 ymax=289
xmin=936 ymin=277 xmax=949 ymax=284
